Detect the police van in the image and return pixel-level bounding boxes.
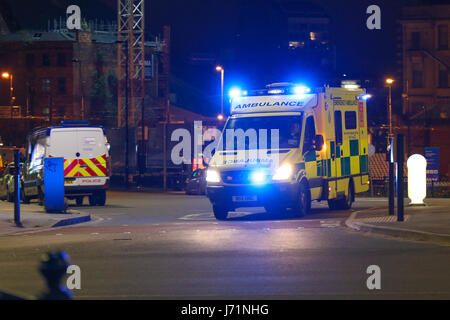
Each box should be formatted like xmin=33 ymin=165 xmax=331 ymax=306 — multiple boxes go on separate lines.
xmin=206 ymin=83 xmax=370 ymax=220
xmin=22 ymin=121 xmax=111 ymax=206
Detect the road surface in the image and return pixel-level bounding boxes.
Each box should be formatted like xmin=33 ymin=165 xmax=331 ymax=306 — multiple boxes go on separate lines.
xmin=0 ymin=191 xmax=449 ymax=299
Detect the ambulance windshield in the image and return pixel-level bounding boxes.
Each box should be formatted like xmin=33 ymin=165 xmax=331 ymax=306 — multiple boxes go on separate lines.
xmin=221 ymin=115 xmax=303 ymax=150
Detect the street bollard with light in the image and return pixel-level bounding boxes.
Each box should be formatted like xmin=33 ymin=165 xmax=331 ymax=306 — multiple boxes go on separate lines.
xmin=407 ymin=154 xmax=427 ymax=206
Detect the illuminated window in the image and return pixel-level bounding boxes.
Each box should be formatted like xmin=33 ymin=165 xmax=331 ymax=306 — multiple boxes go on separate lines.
xmin=288 ymin=41 xmax=304 ymax=49
xmin=42 ymin=78 xmax=51 ymax=93
xmin=310 ymin=32 xmax=317 ymax=41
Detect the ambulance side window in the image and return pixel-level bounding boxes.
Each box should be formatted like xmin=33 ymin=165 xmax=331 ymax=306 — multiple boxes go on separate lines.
xmin=345 ymin=111 xmax=357 ymax=130
xmin=334 ymin=111 xmax=343 ymax=145
xmin=302 ymin=116 xmax=316 ymax=154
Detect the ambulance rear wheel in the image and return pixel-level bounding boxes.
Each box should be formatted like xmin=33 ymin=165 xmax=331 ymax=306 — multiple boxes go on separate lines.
xmin=327 ymin=199 xmax=338 ymax=210
xmin=213 ymin=205 xmax=228 ymax=220
xmin=340 ymin=183 xmax=354 ymax=210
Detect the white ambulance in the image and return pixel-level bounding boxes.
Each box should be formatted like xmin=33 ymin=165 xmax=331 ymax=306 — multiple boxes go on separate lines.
xmin=206 ymin=83 xmax=370 ymax=220
xmin=22 ymin=121 xmax=111 ymax=206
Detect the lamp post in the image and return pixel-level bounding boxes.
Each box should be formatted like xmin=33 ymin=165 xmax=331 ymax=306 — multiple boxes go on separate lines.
xmin=386 ymin=78 xmax=394 ymax=138
xmin=215 ymin=65 xmax=224 ymax=119
xmin=2 ymin=72 xmax=14 ymax=118
xmin=385 ymin=77 xmax=395 ymax=215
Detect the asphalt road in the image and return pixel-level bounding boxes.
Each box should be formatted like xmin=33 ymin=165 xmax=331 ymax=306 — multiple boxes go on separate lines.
xmin=0 ymin=191 xmax=449 ymax=299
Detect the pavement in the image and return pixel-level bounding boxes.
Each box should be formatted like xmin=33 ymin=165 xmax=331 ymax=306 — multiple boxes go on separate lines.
xmin=347 ymin=198 xmax=450 ymax=246
xmin=0 ymin=202 xmax=91 ymax=236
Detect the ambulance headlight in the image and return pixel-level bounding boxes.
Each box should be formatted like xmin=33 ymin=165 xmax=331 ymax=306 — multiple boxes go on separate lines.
xmin=250 ymin=170 xmax=266 ymax=185
xmin=206 ymin=169 xmax=221 ymax=183
xmin=272 ymin=163 xmax=293 ymax=181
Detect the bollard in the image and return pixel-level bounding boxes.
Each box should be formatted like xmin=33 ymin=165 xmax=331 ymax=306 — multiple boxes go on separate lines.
xmin=38 ymin=251 xmax=72 ymax=300
xmin=13 ymin=149 xmax=21 ymax=227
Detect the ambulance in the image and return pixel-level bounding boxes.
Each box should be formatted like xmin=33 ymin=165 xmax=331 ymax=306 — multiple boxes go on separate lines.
xmin=22 ymin=121 xmax=111 ymax=206
xmin=206 ymin=83 xmax=370 ymax=220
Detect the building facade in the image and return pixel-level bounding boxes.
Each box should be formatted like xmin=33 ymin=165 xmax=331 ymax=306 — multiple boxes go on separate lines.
xmin=399 ymin=4 xmax=450 ymax=178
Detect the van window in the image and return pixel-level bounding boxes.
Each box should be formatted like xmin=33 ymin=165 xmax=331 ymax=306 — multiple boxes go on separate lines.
xmin=302 ymin=116 xmax=316 ymax=154
xmin=30 ymin=143 xmax=45 ymax=167
xmin=345 ymin=111 xmax=357 ymax=130
xmin=334 ymin=111 xmax=343 ymax=145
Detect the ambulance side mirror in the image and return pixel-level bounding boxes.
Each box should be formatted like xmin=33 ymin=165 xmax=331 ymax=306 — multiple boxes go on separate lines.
xmin=314 ymin=134 xmax=324 ymax=151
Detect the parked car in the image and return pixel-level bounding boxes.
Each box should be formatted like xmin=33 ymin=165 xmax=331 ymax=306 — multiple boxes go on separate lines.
xmin=185 ymin=169 xmax=206 ymax=195
xmin=0 ymin=163 xmax=17 ymax=202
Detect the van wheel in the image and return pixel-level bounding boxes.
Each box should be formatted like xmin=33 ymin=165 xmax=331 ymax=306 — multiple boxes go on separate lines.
xmin=293 ymin=181 xmax=311 ymax=217
xmin=7 ymin=189 xmax=14 ymax=203
xmin=96 ymin=191 xmax=106 ymax=206
xmin=76 ymin=197 xmax=83 ymax=206
xmin=38 ymin=187 xmax=44 ymax=206
xmin=21 ymin=188 xmax=30 ymax=204
xmin=89 ymin=191 xmax=106 ymax=206
xmin=213 ymin=205 xmax=228 ymax=220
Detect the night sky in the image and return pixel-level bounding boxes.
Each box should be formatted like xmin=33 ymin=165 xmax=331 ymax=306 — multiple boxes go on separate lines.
xmin=0 ymin=0 xmax=432 ymax=114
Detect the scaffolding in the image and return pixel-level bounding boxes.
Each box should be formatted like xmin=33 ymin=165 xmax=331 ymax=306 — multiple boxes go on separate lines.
xmin=117 ymin=0 xmax=145 ymax=128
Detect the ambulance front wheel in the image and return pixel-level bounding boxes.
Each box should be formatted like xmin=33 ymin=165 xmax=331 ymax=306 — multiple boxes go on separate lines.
xmin=293 ymin=181 xmax=311 ymax=217
xmin=213 ymin=205 xmax=228 ymax=220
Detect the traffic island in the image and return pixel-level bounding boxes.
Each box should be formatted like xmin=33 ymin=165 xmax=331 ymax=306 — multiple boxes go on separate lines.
xmin=0 ymin=209 xmax=91 ymax=236
xmin=346 ymin=198 xmax=450 ymax=246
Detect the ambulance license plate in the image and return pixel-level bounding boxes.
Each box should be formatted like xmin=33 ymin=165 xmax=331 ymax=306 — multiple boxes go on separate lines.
xmin=232 ymin=195 xmax=257 ymax=202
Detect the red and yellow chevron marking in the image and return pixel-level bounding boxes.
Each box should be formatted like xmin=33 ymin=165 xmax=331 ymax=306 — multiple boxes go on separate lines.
xmin=64 ymin=154 xmax=107 ymax=177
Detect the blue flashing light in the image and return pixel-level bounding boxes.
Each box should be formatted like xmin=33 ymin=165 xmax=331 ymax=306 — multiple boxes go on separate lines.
xmin=293 ymin=85 xmax=311 ymax=95
xmin=268 ymin=89 xmax=284 ymax=94
xmin=250 ymin=170 xmax=266 ymax=185
xmin=229 ymin=87 xmax=243 ymax=98
xmin=361 ymin=94 xmax=372 ymax=100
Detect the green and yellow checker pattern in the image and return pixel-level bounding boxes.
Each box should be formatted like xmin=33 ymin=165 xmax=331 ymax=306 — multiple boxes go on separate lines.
xmin=331 ymin=139 xmax=368 ymax=177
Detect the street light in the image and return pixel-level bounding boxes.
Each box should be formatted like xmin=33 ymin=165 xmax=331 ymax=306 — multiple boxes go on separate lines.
xmin=385 ymin=77 xmax=395 ymax=216
xmin=215 ymin=65 xmax=224 ymax=119
xmin=385 ymin=78 xmax=394 ymax=137
xmin=1 ymin=72 xmax=14 ymax=118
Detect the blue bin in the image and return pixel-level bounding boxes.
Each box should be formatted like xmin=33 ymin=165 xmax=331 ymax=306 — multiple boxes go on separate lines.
xmin=44 ymin=157 xmax=65 ymax=212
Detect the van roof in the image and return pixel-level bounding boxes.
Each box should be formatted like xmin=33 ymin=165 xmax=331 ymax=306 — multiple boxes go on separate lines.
xmin=28 ymin=124 xmax=105 ymax=139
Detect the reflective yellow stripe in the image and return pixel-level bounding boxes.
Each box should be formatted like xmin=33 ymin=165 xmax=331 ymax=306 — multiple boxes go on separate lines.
xmin=66 ymin=163 xmax=79 ymax=177
xmin=84 ymin=158 xmax=105 ymax=176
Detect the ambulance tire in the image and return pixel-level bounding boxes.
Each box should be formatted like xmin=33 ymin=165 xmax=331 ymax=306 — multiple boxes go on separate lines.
xmin=327 ymin=199 xmax=338 ymax=210
xmin=293 ymin=181 xmax=311 ymax=217
xmin=264 ymin=203 xmax=286 ymax=216
xmin=213 ymin=205 xmax=228 ymax=220
xmin=340 ymin=182 xmax=354 ymax=210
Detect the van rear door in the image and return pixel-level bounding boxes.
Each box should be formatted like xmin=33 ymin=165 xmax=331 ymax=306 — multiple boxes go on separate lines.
xmin=75 ymin=128 xmax=108 ymax=185
xmin=48 ymin=129 xmax=80 ymax=186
